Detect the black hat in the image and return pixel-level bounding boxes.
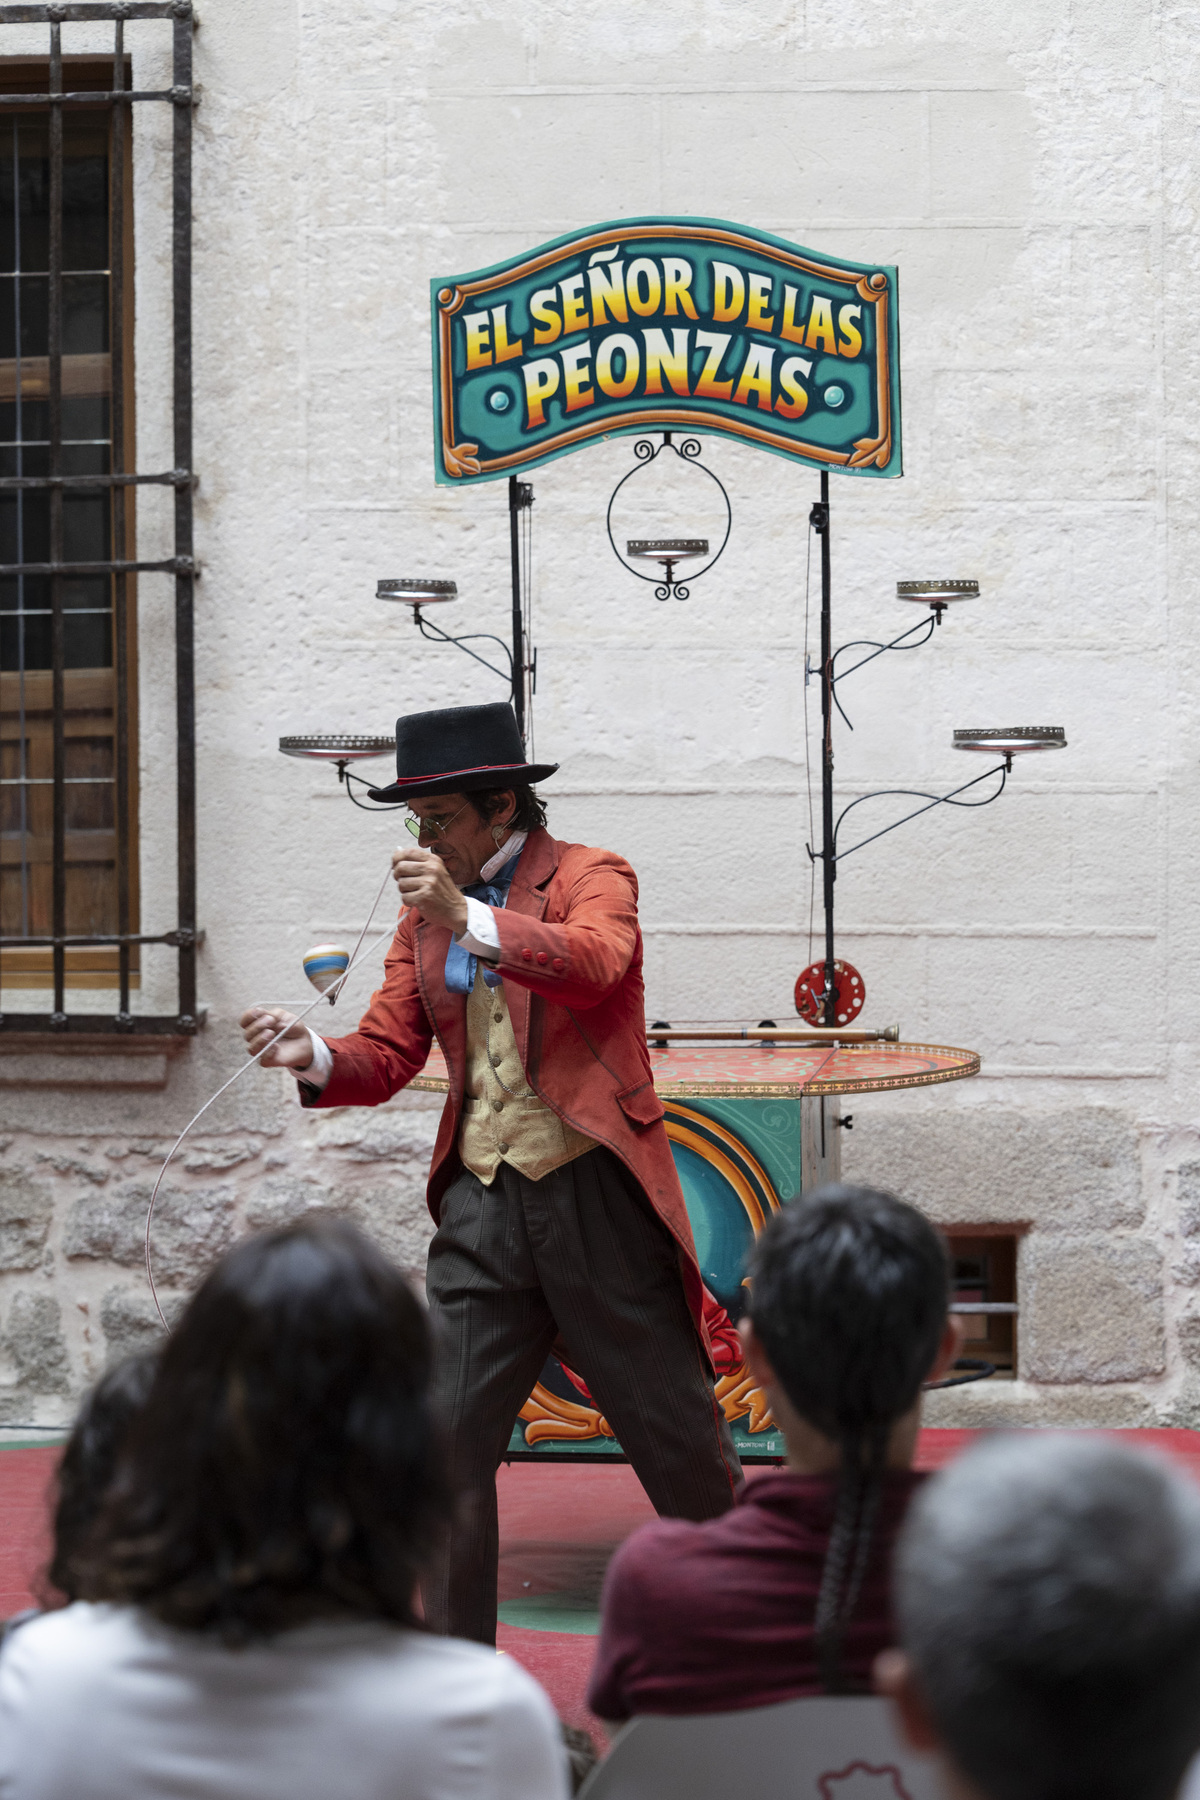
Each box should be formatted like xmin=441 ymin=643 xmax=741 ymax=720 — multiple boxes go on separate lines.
xmin=366 ymin=702 xmax=559 ymax=803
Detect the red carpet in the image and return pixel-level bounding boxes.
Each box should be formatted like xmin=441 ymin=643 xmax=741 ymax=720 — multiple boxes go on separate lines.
xmin=496 ymin=1461 xmax=659 ymax=1739
xmin=6 ymin=1428 xmax=1200 ymax=1744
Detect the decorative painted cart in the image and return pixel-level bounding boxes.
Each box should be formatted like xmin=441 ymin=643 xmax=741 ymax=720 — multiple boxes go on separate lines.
xmin=411 ymin=1036 xmax=979 ymax=1463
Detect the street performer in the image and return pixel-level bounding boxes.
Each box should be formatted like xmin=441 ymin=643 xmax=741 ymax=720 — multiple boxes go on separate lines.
xmin=241 ymin=702 xmax=742 ymax=1642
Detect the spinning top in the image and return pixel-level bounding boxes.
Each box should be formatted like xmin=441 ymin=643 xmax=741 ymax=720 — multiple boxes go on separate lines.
xmin=303 ymin=944 xmax=350 ymax=999
xmin=794 ymin=958 xmax=866 ymax=1027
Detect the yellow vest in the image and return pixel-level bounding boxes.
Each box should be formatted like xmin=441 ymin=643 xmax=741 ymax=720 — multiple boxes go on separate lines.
xmin=458 ymin=964 xmax=598 ymax=1184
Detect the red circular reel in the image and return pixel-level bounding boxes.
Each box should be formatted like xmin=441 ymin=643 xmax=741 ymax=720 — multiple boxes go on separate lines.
xmin=794 ymin=958 xmax=866 ymax=1027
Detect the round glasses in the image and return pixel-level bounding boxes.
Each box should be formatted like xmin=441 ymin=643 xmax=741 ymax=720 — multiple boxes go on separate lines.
xmin=403 ymin=801 xmax=471 ymax=841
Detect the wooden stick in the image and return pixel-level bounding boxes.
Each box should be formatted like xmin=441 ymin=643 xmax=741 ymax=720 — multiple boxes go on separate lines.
xmin=645 ymin=1025 xmax=900 ymax=1045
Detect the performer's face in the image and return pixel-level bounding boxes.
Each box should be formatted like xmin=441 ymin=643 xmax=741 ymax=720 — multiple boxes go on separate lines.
xmin=405 ymin=791 xmax=516 ymax=887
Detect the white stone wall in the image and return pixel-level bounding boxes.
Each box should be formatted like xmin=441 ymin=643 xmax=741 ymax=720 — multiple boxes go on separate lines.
xmin=1 ymin=0 xmax=1196 ymax=1429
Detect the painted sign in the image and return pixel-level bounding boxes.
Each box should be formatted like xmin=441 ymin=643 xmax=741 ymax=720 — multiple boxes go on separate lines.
xmin=431 ymin=216 xmax=901 ymax=484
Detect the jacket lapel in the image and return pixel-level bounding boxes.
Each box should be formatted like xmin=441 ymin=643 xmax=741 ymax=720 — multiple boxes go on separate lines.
xmin=500 ymin=829 xmax=559 ymax=1070
xmin=413 ymin=916 xmax=466 ymax=1089
xmin=506 ymin=826 xmax=559 ymax=914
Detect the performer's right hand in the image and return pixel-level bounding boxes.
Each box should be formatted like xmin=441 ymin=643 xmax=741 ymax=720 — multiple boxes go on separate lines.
xmin=239 ymin=1006 xmax=314 ymax=1071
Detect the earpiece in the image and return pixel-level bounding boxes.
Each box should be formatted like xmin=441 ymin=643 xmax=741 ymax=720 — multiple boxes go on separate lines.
xmin=491 ymin=823 xmax=506 ymax=845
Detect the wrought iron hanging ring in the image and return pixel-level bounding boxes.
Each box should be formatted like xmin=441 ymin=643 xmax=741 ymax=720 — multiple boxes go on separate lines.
xmin=605 ymin=434 xmax=732 ymax=601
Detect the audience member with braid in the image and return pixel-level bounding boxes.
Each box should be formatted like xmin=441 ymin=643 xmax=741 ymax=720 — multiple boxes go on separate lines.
xmin=588 ymin=1184 xmax=962 ymax=1720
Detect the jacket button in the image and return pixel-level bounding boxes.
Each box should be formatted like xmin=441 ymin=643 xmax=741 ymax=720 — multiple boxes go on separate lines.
xmin=498 ymin=1141 xmax=509 ymax=1153
xmin=492 ymin=1099 xmax=504 ymax=1112
xmin=521 ymin=948 xmax=533 ymax=961
xmin=552 ymin=957 xmax=565 ymax=972
xmin=536 ymin=951 xmax=548 ymax=965
xmin=493 ymin=1013 xmax=503 ymax=1023
xmin=489 ymin=1053 xmax=500 ymax=1068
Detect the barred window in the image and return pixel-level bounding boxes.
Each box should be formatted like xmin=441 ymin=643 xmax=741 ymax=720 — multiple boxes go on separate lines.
xmin=0 ymin=6 xmax=196 ymax=1040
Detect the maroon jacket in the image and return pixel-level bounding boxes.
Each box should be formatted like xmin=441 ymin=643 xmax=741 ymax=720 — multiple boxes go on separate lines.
xmin=304 ymin=828 xmax=711 ymax=1358
xmin=588 ymin=1469 xmax=928 ymax=1719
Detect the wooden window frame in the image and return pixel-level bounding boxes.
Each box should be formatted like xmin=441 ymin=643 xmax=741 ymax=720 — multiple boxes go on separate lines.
xmin=0 ymin=61 xmax=139 ymax=990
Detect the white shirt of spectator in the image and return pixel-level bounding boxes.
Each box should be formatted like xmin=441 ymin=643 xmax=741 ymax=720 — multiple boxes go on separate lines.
xmin=0 ymin=1602 xmax=568 ymax=1800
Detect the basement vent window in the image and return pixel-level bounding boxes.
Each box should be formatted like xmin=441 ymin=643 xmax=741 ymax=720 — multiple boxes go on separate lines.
xmin=946 ymin=1231 xmax=1019 ymax=1379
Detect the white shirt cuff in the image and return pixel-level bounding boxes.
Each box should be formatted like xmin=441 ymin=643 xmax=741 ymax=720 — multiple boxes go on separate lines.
xmin=458 ymin=895 xmax=501 ymax=961
xmin=291 ymin=1028 xmax=333 ymax=1092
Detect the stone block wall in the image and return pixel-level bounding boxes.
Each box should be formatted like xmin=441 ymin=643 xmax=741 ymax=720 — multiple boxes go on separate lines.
xmin=843 ymin=1092 xmax=1200 ymax=1426
xmin=7 ymin=1073 xmax=1200 ymax=1433
xmin=0 ymin=1083 xmax=441 ymax=1426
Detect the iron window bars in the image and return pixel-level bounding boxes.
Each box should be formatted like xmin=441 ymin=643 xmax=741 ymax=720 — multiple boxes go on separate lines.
xmin=0 ymin=0 xmax=196 ymax=1038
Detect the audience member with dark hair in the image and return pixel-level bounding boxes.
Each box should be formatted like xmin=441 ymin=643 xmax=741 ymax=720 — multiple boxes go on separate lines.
xmin=0 ymin=1220 xmax=568 ymax=1800
xmin=46 ymin=1348 xmax=159 ymax=1602
xmin=880 ymin=1433 xmax=1200 ymax=1800
xmin=0 ymin=1350 xmax=158 ymax=1648
xmin=588 ymin=1183 xmax=960 ymax=1719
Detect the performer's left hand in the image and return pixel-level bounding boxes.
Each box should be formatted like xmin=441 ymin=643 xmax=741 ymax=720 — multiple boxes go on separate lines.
xmin=391 ymin=844 xmax=470 ymax=934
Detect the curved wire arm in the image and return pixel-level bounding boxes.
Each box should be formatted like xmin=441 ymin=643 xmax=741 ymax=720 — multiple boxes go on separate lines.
xmin=606 ymin=434 xmax=732 ymax=600
xmin=806 ymin=760 xmax=1010 ymax=865
xmin=342 ymin=766 xmax=406 ymax=811
xmin=825 ymin=613 xmax=939 ymax=732
xmin=832 ymin=613 xmax=940 ymax=686
xmin=415 ymin=609 xmax=514 ymax=684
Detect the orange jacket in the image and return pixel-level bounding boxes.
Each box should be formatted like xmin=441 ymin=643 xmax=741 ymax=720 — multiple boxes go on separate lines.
xmin=305 ymin=828 xmax=710 ymax=1360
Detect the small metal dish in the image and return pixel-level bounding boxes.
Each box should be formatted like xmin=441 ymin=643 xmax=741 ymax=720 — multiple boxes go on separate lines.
xmin=626 ymin=539 xmax=709 ymax=566
xmin=953 ymin=727 xmax=1066 ymax=756
xmin=278 ymin=735 xmax=395 ymax=762
xmin=376 ymin=578 xmax=458 ymax=605
xmin=897 ymin=579 xmax=979 ymax=606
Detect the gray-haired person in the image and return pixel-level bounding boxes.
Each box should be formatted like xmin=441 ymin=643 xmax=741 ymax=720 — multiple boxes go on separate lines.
xmin=877 ymin=1433 xmax=1200 ymax=1800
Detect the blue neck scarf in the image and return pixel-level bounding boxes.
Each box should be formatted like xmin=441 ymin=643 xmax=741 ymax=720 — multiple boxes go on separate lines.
xmin=444 ymin=849 xmax=523 ymax=994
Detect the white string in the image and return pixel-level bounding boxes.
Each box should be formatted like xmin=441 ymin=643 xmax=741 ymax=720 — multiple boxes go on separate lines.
xmin=143 ymin=860 xmax=400 ymax=1328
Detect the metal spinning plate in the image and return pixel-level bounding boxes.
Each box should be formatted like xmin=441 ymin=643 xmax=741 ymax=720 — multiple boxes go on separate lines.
xmin=626 ymin=538 xmax=709 ymax=566
xmin=897 ymin=579 xmax=979 ymax=604
xmin=376 ymin=577 xmax=459 ymax=604
xmin=278 ymin=734 xmax=395 ymax=762
xmin=953 ymin=726 xmax=1066 ymax=755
